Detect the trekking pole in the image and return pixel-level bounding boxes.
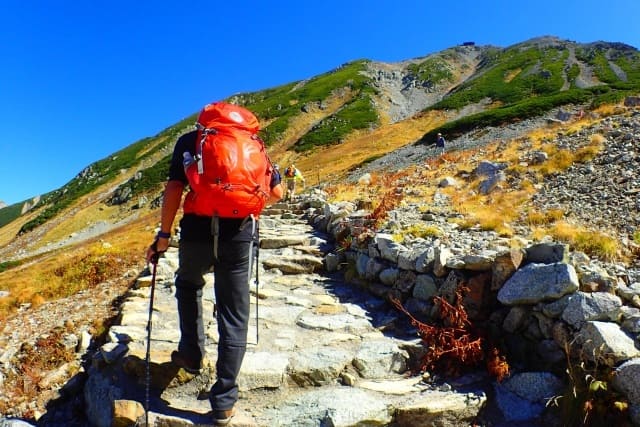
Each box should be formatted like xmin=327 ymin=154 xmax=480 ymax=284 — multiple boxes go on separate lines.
xmin=144 ymin=258 xmax=158 ymax=426
xmin=255 ymin=238 xmax=260 ymax=344
xmin=247 ymin=215 xmax=259 ymax=344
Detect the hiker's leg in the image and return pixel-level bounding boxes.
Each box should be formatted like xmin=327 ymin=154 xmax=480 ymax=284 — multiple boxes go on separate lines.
xmin=174 ymin=240 xmax=213 ymax=364
xmin=209 ymin=238 xmax=253 ymax=411
xmin=286 ymin=180 xmax=295 ymax=201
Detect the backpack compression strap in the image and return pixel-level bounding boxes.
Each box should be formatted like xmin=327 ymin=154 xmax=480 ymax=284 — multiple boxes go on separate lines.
xmin=195 ymin=123 xmax=218 ymax=175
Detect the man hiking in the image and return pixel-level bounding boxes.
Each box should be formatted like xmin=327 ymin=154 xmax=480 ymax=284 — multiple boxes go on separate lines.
xmin=436 ymin=132 xmax=446 ymax=155
xmin=283 ymin=163 xmax=305 ymax=202
xmin=146 ymin=102 xmax=283 ymax=425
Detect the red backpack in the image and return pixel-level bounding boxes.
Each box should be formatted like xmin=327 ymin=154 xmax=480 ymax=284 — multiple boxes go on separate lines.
xmin=182 ymin=102 xmax=274 ymax=218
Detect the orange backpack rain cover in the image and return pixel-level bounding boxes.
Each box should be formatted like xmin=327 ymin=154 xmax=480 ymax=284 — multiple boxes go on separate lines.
xmin=182 ymin=102 xmax=273 ymax=218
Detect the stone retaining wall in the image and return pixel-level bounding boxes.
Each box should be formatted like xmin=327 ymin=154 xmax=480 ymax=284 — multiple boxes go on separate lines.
xmin=308 ymin=197 xmax=640 ymax=425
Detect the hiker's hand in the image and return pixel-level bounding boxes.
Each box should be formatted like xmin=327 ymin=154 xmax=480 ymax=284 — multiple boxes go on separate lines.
xmin=146 ymin=238 xmax=168 ymax=264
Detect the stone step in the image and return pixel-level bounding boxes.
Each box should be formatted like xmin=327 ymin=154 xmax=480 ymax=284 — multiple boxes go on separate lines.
xmin=81 ymin=211 xmax=488 ymax=427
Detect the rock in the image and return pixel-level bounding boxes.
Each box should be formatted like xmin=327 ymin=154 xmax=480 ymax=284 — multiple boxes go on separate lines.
xmin=239 ymin=352 xmax=289 ymax=390
xmin=289 ymin=347 xmax=352 ymax=386
xmin=525 ymin=243 xmax=569 ymax=264
xmin=624 ymin=96 xmax=640 ymax=107
xmin=614 ymin=358 xmax=640 ymax=425
xmin=262 ymin=254 xmax=323 ymax=274
xmin=352 ymin=340 xmax=408 ymax=379
xmin=260 ymin=235 xmax=309 ymax=249
xmin=575 ymin=321 xmax=640 ymax=366
xmin=413 ymin=274 xmax=437 ymax=302
xmin=494 ymin=381 xmax=546 ymax=422
xmin=502 ymin=371 xmax=564 ymax=402
xmin=0 ymin=419 xmax=36 ymax=426
xmin=260 ymin=387 xmax=393 ymax=426
xmin=491 ymin=249 xmax=524 ymax=291
xmin=112 ymin=400 xmax=144 ymax=427
xmin=433 ymin=246 xmax=453 ymax=277
xmin=395 ymin=390 xmax=487 ymax=427
xmin=498 ymin=263 xmax=579 ymax=305
xmin=561 ymin=291 xmax=622 ymax=328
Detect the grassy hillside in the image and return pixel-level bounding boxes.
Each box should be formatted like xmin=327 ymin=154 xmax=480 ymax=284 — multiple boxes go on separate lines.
xmin=235 ymin=59 xmax=380 ymax=149
xmin=0 ymin=36 xmax=639 ymax=246
xmin=420 ymin=40 xmax=640 ymax=144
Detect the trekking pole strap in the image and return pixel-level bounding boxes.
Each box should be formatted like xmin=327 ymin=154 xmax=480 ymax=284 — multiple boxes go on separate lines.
xmin=211 ymin=216 xmax=220 ymax=260
xmin=244 ymin=215 xmax=259 ymax=344
xmin=251 ymin=216 xmax=259 ymax=344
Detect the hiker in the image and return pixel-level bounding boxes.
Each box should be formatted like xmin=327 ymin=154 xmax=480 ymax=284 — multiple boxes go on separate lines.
xmin=436 ymin=132 xmax=446 ymax=155
xmin=284 ymin=163 xmax=305 ymax=201
xmin=146 ymin=102 xmax=283 ymax=425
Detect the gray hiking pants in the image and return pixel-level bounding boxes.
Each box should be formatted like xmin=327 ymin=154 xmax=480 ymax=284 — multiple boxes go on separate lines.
xmin=174 ymin=237 xmax=254 ymax=411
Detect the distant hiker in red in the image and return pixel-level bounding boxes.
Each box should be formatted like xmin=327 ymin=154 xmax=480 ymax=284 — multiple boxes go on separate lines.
xmin=146 ymin=102 xmax=283 ymax=425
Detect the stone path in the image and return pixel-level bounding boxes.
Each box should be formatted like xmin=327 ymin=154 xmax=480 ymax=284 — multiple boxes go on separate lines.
xmin=82 ymin=202 xmax=486 ymax=427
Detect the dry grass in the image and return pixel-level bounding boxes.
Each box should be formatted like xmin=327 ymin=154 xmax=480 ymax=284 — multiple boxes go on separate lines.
xmin=0 ymin=207 xmax=42 ymax=249
xmin=268 ymin=93 xmax=353 ymax=164
xmin=532 ymin=220 xmax=620 ymax=261
xmin=447 ymin=189 xmax=533 ymax=237
xmin=504 ymin=68 xmax=522 ymax=83
xmin=396 ymin=223 xmax=442 ymax=241
xmin=0 ymin=210 xmax=155 ymax=320
xmin=525 ymin=208 xmax=565 ymax=226
xmin=323 ymin=103 xmax=631 ymax=262
xmin=0 ymin=323 xmax=82 ymax=418
xmin=279 ymin=110 xmax=450 ymax=186
xmin=38 ymin=202 xmax=124 ymax=247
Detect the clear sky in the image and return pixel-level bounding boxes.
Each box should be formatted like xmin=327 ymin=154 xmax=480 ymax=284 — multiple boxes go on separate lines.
xmin=0 ymin=0 xmax=638 ymax=205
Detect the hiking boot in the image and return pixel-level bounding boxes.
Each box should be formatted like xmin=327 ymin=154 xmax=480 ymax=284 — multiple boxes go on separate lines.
xmin=212 ymin=407 xmax=236 ymax=426
xmin=170 ymin=350 xmax=202 ymax=375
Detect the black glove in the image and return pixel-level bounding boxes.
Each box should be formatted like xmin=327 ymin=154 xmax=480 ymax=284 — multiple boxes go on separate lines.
xmin=149 ymin=239 xmax=166 ymax=264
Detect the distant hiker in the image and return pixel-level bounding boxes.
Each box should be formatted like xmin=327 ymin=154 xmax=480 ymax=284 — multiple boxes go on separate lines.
xmin=284 ymin=164 xmax=305 ymax=202
xmin=146 ymin=102 xmax=283 ymax=426
xmin=436 ymin=132 xmax=446 ymax=155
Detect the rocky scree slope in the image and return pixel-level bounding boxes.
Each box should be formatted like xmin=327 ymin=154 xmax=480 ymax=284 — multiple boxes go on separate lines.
xmin=350 ymin=106 xmax=640 ymax=263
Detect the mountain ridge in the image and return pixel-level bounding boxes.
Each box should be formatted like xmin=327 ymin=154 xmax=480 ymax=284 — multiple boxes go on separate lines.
xmin=0 ymin=35 xmax=639 ymax=262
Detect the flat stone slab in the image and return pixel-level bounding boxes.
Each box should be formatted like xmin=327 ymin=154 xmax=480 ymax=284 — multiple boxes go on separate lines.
xmin=297 ymin=312 xmax=373 ymax=333
xmin=239 ymin=352 xmax=289 ymax=391
xmin=258 ymin=387 xmax=394 ymax=427
xmin=357 ymin=376 xmax=426 ymax=394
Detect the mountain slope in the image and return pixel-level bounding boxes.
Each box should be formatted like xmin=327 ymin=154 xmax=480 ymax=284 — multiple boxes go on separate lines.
xmin=0 ymin=36 xmax=639 ymax=264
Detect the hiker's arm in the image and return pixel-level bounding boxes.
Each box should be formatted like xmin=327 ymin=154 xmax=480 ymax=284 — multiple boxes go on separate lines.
xmin=160 ymin=180 xmax=184 ymax=236
xmin=146 ymin=180 xmax=184 ymax=262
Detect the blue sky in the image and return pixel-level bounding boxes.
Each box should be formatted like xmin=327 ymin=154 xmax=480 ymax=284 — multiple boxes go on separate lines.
xmin=0 ymin=1 xmax=638 ymax=205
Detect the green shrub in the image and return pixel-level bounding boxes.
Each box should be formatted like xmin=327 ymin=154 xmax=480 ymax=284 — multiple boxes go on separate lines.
xmin=407 ymin=56 xmax=455 ymax=87
xmin=419 ymin=89 xmax=592 ymax=145
xmin=112 ymin=153 xmax=172 ymax=201
xmin=294 ymin=94 xmax=379 ymax=152
xmin=433 ymin=45 xmax=567 ymax=109
xmin=0 ymin=202 xmax=28 ymax=229
xmin=236 ymin=60 xmax=375 ymax=146
xmin=18 ymin=122 xmax=186 ymax=235
xmin=0 ymin=260 xmax=21 ymax=273
xmin=567 ymin=64 xmax=580 ymax=88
